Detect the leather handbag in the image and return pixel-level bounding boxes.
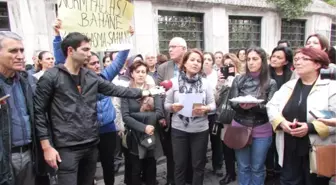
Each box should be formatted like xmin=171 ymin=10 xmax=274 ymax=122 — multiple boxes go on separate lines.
xmin=223 ymin=125 xmax=252 ymax=150
xmin=139 ymin=134 xmax=156 ymax=150
xmin=309 ymin=144 xmax=336 ymax=177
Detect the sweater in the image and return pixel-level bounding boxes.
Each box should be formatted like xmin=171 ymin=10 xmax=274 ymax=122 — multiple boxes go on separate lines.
xmin=164 ymin=76 xmax=216 ymax=133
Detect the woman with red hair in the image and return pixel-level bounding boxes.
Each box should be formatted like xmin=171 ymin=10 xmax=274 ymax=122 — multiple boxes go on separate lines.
xmin=267 ymin=47 xmax=336 ymax=185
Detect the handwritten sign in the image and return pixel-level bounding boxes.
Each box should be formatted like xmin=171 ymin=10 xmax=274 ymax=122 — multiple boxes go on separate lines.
xmin=58 ymin=0 xmax=134 ymax=51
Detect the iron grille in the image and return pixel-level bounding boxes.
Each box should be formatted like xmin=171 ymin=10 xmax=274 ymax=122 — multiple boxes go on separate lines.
xmin=0 ymin=2 xmax=10 ymax=31
xmin=229 ymin=16 xmax=261 ymax=53
xmin=158 ymin=10 xmax=204 ymax=55
xmin=281 ymin=19 xmax=306 ymax=50
xmin=331 ymin=24 xmax=336 ymax=47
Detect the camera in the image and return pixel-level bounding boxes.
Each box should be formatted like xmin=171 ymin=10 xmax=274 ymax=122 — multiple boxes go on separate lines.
xmin=220 ymin=64 xmax=235 ymax=79
xmin=320 ymin=67 xmax=336 ymax=80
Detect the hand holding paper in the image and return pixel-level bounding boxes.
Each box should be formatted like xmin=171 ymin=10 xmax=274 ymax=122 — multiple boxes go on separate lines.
xmin=192 ymin=105 xmax=209 ymax=117
xmin=171 ymin=103 xmax=184 ymax=113
xmin=53 ymin=18 xmax=62 ymax=36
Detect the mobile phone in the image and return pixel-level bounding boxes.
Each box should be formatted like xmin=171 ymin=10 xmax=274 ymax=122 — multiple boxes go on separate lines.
xmin=220 ymin=64 xmax=235 ymax=79
xmin=309 ymin=109 xmax=336 ymax=119
xmin=0 ymin=94 xmax=10 ymax=102
xmin=290 ymin=118 xmax=298 ymax=129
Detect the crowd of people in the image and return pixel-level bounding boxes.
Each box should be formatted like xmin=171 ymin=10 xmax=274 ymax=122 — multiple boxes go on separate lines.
xmin=0 ymin=18 xmax=336 ymax=185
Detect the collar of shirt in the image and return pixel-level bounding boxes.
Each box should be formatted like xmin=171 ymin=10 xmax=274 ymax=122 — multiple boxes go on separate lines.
xmin=0 ymin=72 xmax=20 ymax=85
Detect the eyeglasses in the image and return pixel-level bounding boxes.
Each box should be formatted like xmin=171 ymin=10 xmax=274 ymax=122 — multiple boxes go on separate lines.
xmin=88 ymin=61 xmax=100 ymax=66
xmin=169 ymin=45 xmax=184 ymax=49
xmin=293 ymin=57 xmax=312 ymax=62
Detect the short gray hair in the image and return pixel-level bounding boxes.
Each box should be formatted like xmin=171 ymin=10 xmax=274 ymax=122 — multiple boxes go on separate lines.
xmin=170 ymin=37 xmax=187 ymax=49
xmin=0 ymin=31 xmax=23 ymax=49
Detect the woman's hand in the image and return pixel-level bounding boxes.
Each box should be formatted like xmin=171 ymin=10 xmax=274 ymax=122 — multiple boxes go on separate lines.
xmin=171 ymin=103 xmax=184 ymax=113
xmin=239 ymin=103 xmax=257 ymax=110
xmin=192 ymin=106 xmax=210 ymax=116
xmin=290 ymin=122 xmax=308 ymax=137
xmin=145 ymin=125 xmax=154 ymax=135
xmin=129 ymin=25 xmax=135 ymax=36
xmin=279 ymin=120 xmax=293 ymax=134
xmin=317 ymin=118 xmax=336 ymax=127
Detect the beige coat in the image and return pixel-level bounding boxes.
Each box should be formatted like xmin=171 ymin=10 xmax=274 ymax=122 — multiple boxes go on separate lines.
xmin=266 ymin=77 xmax=336 ymax=167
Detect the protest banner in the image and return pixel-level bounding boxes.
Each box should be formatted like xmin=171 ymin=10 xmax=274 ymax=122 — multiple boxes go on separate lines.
xmin=57 ymin=0 xmax=134 ymax=51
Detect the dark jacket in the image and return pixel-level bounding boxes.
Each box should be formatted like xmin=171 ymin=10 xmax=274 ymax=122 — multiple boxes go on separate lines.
xmin=0 ymin=71 xmax=44 ymax=185
xmin=121 ymin=95 xmax=165 ymax=159
xmin=230 ymin=74 xmax=277 ymax=126
xmin=53 ymin=36 xmax=130 ymax=133
xmin=34 ymin=65 xmax=143 ymax=148
xmin=269 ymin=65 xmax=292 ymax=89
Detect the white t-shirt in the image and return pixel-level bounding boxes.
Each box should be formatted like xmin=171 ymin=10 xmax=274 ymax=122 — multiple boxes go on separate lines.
xmin=206 ymin=69 xmax=218 ymax=92
xmin=33 ymin=70 xmax=45 ymax=80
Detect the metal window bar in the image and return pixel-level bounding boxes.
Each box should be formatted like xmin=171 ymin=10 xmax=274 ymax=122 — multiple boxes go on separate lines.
xmin=331 ymin=24 xmax=336 ymax=47
xmin=0 ymin=2 xmax=10 ymax=31
xmin=158 ymin=10 xmax=204 ymax=55
xmin=281 ymin=19 xmax=306 ymax=50
xmin=229 ymin=16 xmax=261 ymax=53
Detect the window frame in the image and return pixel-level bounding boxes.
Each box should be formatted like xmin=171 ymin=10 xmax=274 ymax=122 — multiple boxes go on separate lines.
xmin=280 ymin=19 xmax=306 ymax=50
xmin=228 ymin=16 xmax=262 ymax=53
xmin=331 ymin=23 xmax=336 ymax=47
xmin=0 ymin=2 xmax=10 ymax=31
xmin=157 ymin=10 xmax=204 ymax=55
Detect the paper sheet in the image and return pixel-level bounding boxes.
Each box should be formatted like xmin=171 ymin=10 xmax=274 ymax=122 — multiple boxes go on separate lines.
xmin=178 ymin=93 xmax=203 ymax=117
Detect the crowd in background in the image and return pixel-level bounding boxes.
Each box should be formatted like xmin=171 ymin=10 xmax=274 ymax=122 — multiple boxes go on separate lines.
xmin=1 ymin=17 xmax=336 ymax=185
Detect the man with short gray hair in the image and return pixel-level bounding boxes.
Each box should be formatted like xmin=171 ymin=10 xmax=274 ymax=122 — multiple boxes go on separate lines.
xmin=0 ymin=31 xmax=38 ymax=185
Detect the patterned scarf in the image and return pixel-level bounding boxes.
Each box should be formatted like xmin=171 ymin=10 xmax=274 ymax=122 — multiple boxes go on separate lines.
xmin=177 ymin=71 xmax=204 ymax=126
xmin=178 ymin=71 xmax=203 ymax=94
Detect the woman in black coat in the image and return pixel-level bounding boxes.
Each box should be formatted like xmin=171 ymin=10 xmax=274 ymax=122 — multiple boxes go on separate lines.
xmin=121 ymin=61 xmax=165 ymax=185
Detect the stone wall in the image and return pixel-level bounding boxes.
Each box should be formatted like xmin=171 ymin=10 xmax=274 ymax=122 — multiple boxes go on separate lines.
xmin=2 ymin=0 xmax=336 ymax=61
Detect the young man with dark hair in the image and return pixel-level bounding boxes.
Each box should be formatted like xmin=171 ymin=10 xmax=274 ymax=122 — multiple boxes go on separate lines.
xmin=34 ymin=32 xmax=152 ymax=185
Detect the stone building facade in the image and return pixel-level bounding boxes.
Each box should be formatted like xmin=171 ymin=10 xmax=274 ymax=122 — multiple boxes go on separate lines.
xmin=1 ymin=0 xmax=336 ymax=63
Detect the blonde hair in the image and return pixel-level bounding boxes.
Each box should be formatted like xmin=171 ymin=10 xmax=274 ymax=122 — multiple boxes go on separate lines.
xmin=223 ymin=53 xmax=242 ymax=73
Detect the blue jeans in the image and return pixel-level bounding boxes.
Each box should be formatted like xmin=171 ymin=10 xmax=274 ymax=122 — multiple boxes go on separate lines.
xmin=235 ymin=136 xmax=272 ymax=185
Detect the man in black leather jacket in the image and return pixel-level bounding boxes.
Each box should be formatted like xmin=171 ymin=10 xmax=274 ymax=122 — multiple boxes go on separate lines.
xmin=34 ymin=32 xmax=151 ymax=185
xmin=0 ymin=31 xmax=44 ymax=185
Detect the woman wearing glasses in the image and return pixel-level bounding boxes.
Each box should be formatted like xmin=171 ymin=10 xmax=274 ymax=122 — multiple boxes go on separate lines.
xmin=267 ymin=47 xmax=336 ymax=185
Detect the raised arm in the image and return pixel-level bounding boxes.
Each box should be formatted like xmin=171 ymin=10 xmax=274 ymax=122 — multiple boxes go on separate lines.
xmin=101 ymin=49 xmax=130 ymax=81
xmin=97 ymin=76 xmax=143 ymax=98
xmin=52 ymin=19 xmax=65 ymax=65
xmin=53 ymin=36 xmax=65 ymax=65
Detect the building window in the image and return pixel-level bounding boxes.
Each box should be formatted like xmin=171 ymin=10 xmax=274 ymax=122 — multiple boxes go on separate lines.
xmin=0 ymin=2 xmax=10 ymax=31
xmin=281 ymin=19 xmax=306 ymax=50
xmin=158 ymin=11 xmax=204 ymax=55
xmin=229 ymin=16 xmax=261 ymax=53
xmin=331 ymin=24 xmax=336 ymax=47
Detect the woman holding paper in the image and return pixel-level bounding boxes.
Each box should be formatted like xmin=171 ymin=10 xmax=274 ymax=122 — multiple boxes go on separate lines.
xmin=164 ymin=49 xmax=216 ymax=185
xmin=266 ymin=47 xmax=336 ymax=185
xmin=228 ymin=47 xmax=277 ymax=185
